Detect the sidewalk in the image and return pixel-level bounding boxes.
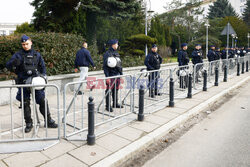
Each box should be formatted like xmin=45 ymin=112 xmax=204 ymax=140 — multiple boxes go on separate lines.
xmin=1 ymin=72 xmax=250 ymax=167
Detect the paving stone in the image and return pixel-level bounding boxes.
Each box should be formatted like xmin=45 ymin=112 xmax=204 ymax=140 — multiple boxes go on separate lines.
xmin=113 ymin=126 xmax=145 ymax=141
xmin=40 ymin=154 xmax=86 ymax=167
xmin=0 ymin=160 xmax=7 ymax=167
xmin=144 ymin=115 xmax=170 ymax=125
xmin=3 ymin=152 xmax=49 ymax=167
xmin=0 ymin=153 xmax=14 ymax=160
xmin=129 ymin=121 xmax=159 ymax=133
xmin=154 ymin=109 xmax=180 ymax=120
xmin=42 ymin=140 xmax=76 ymax=159
xmin=96 ymin=133 xmax=131 ymax=152
xmin=175 ymin=99 xmax=203 ymax=110
xmin=163 ymin=107 xmax=187 ymax=114
xmin=69 ymin=144 xmax=111 ymax=166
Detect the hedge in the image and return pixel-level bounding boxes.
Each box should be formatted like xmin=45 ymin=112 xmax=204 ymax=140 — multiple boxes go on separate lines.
xmin=0 ymin=33 xmax=85 ymax=76
xmin=0 ymin=32 xmax=146 ymax=80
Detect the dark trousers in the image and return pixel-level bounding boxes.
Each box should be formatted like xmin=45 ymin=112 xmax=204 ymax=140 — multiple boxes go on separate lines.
xmin=16 ymin=88 xmax=51 ymax=124
xmin=148 ymin=71 xmax=160 ymax=95
xmin=105 ymin=78 xmax=121 ymax=107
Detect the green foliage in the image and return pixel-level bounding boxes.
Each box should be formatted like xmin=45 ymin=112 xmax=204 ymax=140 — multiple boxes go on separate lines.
xmin=220 ymin=16 xmax=249 ymax=46
xmin=122 ymin=34 xmax=157 ymax=56
xmin=159 ymin=0 xmax=204 ymax=48
xmin=187 ymin=35 xmax=222 ymax=53
xmin=0 ymin=33 xmax=85 ymax=75
xmin=208 ymin=0 xmax=237 ymax=19
xmin=242 ymin=0 xmax=250 ymax=26
xmin=15 ymin=22 xmax=35 ymax=33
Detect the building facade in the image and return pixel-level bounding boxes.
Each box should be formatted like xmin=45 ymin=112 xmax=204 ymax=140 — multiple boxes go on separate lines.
xmin=0 ymin=23 xmax=19 ymax=36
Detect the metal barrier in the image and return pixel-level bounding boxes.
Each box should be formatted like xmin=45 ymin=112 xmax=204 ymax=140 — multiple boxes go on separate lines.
xmin=0 ymin=83 xmax=60 ymax=153
xmin=63 ymin=74 xmax=135 ymax=140
xmin=63 ymin=55 xmax=250 ymax=141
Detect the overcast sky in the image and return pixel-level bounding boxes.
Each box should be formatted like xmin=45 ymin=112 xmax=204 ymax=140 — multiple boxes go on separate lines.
xmin=0 ymin=0 xmax=169 ymax=24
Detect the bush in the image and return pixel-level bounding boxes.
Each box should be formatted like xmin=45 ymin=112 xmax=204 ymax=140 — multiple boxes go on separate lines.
xmin=121 ymin=34 xmax=157 ymax=57
xmin=0 ymin=32 xmax=85 ymax=75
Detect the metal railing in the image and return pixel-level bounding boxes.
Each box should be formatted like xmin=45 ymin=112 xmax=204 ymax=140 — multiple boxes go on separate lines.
xmin=0 ymin=84 xmax=60 ymax=143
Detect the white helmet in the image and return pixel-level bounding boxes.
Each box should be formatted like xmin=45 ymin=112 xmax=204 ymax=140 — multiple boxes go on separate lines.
xmin=32 ymin=76 xmax=47 ymax=90
xmin=107 ymin=57 xmax=117 ymax=68
xmin=243 ymin=50 xmax=246 ymax=54
xmin=140 ymin=68 xmax=148 ymax=77
xmin=237 ymin=50 xmax=240 ymax=54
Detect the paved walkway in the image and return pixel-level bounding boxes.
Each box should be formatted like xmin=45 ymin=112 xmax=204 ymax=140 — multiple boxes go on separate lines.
xmin=0 ymin=71 xmax=249 ymax=167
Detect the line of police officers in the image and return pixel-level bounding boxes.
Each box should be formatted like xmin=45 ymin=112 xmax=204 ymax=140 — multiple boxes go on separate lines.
xmin=6 ymin=35 xmax=249 ymax=133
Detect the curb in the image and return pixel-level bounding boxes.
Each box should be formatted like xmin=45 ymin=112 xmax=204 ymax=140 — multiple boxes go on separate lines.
xmin=92 ymin=75 xmax=250 ymax=167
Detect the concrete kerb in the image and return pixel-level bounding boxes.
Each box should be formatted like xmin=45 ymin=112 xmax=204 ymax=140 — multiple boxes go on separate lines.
xmin=92 ymin=75 xmax=250 ymax=167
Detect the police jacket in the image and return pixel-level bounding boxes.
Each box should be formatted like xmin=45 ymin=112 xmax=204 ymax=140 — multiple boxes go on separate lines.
xmin=178 ymin=49 xmax=189 ymax=66
xmin=221 ymin=50 xmax=227 ymax=59
xmin=6 ymin=49 xmax=46 ymax=83
xmin=215 ymin=51 xmax=221 ymax=60
xmin=74 ymin=47 xmax=95 ymax=68
xmin=240 ymin=49 xmax=245 ymax=57
xmin=228 ymin=50 xmax=235 ymax=58
xmin=207 ymin=49 xmax=216 ymax=62
xmin=103 ymin=47 xmax=123 ymax=77
xmin=144 ymin=51 xmax=162 ymax=71
xmin=191 ymin=49 xmax=203 ymax=65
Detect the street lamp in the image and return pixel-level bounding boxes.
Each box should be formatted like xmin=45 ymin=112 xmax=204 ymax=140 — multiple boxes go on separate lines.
xmin=247 ymin=33 xmax=250 ymax=48
xmin=235 ymin=36 xmax=238 ymax=48
xmin=231 ymin=34 xmax=235 ymax=48
xmin=204 ymin=20 xmax=210 ymax=57
xmin=143 ymin=0 xmax=154 ymax=57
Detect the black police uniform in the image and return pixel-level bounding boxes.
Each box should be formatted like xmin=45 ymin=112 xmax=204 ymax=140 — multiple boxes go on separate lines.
xmin=144 ymin=51 xmax=162 ymax=98
xmin=177 ymin=49 xmax=189 ymax=88
xmin=191 ymin=49 xmax=203 ymax=82
xmin=6 ymin=48 xmax=57 ymax=133
xmin=103 ymin=47 xmax=123 ymax=112
xmin=215 ymin=50 xmax=221 ymax=60
xmin=207 ymin=49 xmax=216 ymax=62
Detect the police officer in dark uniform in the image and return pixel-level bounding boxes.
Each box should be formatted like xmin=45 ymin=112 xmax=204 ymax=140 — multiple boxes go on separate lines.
xmin=6 ymin=35 xmax=58 ymax=133
xmin=221 ymin=47 xmax=228 ymax=60
xmin=215 ymin=47 xmax=221 ymax=60
xmin=191 ymin=44 xmax=203 ymax=82
xmin=239 ymin=46 xmax=246 ymax=57
xmin=103 ymin=39 xmax=123 ymax=112
xmin=207 ymin=45 xmax=216 ymax=62
xmin=178 ymin=43 xmax=189 ymax=88
xmin=144 ymin=44 xmax=162 ymax=98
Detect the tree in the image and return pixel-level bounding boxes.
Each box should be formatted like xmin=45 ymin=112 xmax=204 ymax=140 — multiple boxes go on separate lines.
xmin=159 ymin=0 xmax=204 ymax=48
xmin=15 ymin=22 xmax=35 ymax=33
xmin=76 ymin=0 xmax=141 ymax=44
xmin=242 ymin=0 xmax=250 ymax=26
xmin=208 ymin=0 xmax=237 ymax=19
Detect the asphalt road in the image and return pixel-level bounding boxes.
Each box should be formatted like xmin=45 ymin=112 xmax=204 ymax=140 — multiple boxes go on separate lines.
xmin=143 ymin=82 xmax=250 ymax=167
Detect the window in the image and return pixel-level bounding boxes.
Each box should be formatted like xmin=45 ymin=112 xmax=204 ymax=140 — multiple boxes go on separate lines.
xmin=240 ymin=0 xmax=245 ymax=3
xmin=0 ymin=30 xmax=6 ymax=36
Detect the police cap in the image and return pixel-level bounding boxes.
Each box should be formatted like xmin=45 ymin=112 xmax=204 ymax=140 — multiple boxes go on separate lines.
xmin=21 ymin=35 xmax=30 ymax=43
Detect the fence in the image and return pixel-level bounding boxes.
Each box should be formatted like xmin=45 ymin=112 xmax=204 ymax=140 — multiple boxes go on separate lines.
xmin=1 ymin=54 xmax=249 ymax=149
xmin=0 ymin=83 xmax=60 ymax=153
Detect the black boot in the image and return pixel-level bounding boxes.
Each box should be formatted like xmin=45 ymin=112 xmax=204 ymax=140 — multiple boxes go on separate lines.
xmin=155 ymin=89 xmax=162 ymax=96
xmin=149 ymin=89 xmax=155 ymax=98
xmin=23 ymin=99 xmax=33 ymax=133
xmin=105 ymin=90 xmax=113 ymax=112
xmin=25 ymin=123 xmax=33 ymax=133
xmin=112 ymin=89 xmax=123 ymax=108
xmin=39 ymin=99 xmax=58 ymax=128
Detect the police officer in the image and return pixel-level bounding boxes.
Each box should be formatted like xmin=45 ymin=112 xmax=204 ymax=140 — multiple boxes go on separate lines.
xmin=178 ymin=43 xmax=189 ymax=88
xmin=191 ymin=44 xmax=203 ymax=82
xmin=6 ymin=35 xmax=58 ymax=133
xmin=215 ymin=47 xmax=221 ymax=60
xmin=103 ymin=39 xmax=123 ymax=112
xmin=239 ymin=46 xmax=246 ymax=57
xmin=144 ymin=44 xmax=162 ymax=98
xmin=221 ymin=46 xmax=228 ymax=60
xmin=207 ymin=45 xmax=216 ymax=62
xmin=74 ymin=41 xmax=96 ymax=95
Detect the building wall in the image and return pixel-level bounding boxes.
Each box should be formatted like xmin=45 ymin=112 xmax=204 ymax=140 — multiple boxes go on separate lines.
xmin=0 ymin=23 xmax=19 ymax=36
